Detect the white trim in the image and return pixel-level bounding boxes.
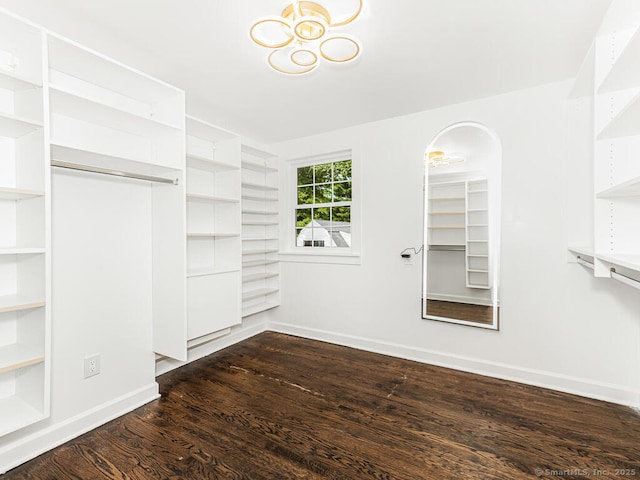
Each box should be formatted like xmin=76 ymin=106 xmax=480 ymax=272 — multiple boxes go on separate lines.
xmin=426 ymin=293 xmax=493 ymax=307
xmin=281 ymin=146 xmax=361 ymax=263
xmin=155 ymin=320 xmax=267 ymax=376
xmin=267 ymin=322 xmax=640 ymax=409
xmin=279 ymin=251 xmax=361 ymax=265
xmin=0 ymin=383 xmax=159 ymax=474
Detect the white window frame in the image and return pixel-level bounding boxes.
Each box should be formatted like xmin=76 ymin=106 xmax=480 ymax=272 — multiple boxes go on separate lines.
xmin=280 ymin=148 xmax=361 ymax=265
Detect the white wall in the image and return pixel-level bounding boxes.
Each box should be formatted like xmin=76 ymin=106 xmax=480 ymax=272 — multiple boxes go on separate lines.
xmin=271 ymin=80 xmax=640 ymax=407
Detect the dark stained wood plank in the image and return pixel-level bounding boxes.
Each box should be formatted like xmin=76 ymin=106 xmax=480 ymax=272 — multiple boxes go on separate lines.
xmin=426 ymin=299 xmax=494 ymax=325
xmin=4 ymin=332 xmax=640 ymax=479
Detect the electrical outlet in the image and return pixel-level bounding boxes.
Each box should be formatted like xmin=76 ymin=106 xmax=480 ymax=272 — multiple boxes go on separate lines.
xmin=84 ymin=354 xmax=100 ymax=378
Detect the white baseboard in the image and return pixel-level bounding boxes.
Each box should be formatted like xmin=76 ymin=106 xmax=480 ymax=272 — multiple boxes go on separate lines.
xmin=0 ymin=383 xmax=159 ymax=475
xmin=155 ymin=320 xmax=267 ymax=377
xmin=268 ymin=321 xmax=640 ymax=409
xmin=427 ymin=293 xmax=493 ymax=306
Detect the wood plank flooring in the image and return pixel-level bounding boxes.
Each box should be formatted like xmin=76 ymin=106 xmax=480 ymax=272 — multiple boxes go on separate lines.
xmin=5 ymin=332 xmax=640 ymax=479
xmin=426 ymin=299 xmax=495 ymax=325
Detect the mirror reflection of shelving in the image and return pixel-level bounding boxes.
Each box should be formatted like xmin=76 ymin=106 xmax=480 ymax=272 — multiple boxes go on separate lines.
xmin=427 ymin=182 xmax=466 ymax=247
xmin=0 ymin=10 xmax=50 ymax=437
xmin=185 ymin=116 xmax=241 ymax=345
xmin=466 ymin=179 xmax=490 ymax=289
xmin=241 ymin=145 xmax=280 ymax=318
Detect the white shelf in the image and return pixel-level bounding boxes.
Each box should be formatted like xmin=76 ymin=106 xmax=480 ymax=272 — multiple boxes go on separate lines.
xmin=241 ymin=160 xmax=278 ymax=173
xmin=468 ymin=269 xmax=489 ymax=273
xmin=0 ymin=344 xmax=44 ymax=374
xmin=0 ymin=296 xmax=45 ymax=314
xmin=0 ymin=69 xmax=41 ymax=91
xmin=0 ymin=111 xmax=43 ymax=138
xmin=242 ymin=302 xmax=279 ymax=318
xmin=243 ymin=272 xmax=279 ymax=283
xmin=428 ymin=212 xmax=465 ymax=215
xmin=187 ymin=153 xmax=238 ymax=173
xmin=0 ymin=248 xmax=45 ymax=255
xmin=597 ymin=91 xmax=640 ymax=139
xmin=0 ymin=396 xmax=46 ymax=437
xmin=596 ymin=253 xmax=640 ymax=272
xmin=187 ymin=233 xmax=240 ymax=238
xmin=242 ymin=209 xmax=278 ymax=215
xmin=242 ymin=237 xmax=279 ymax=241
xmin=50 ymin=143 xmax=179 ymax=179
xmin=243 ymin=287 xmax=279 ymax=301
xmin=49 ymin=86 xmax=180 ymax=136
xmin=596 ymin=176 xmax=640 ymax=198
xmin=598 ymin=27 xmax=640 ymax=93
xmin=243 ymin=259 xmax=279 ymax=268
xmin=242 ymin=194 xmax=278 ymax=202
xmin=187 ymin=267 xmax=241 ymax=278
xmin=0 ymin=187 xmax=45 ymax=200
xmin=428 ymin=197 xmax=464 ymax=201
xmin=242 ymin=249 xmax=279 ymax=256
xmin=186 ymin=115 xmax=237 ymax=143
xmin=242 ymin=182 xmax=278 ymax=192
xmin=428 ymin=226 xmax=464 ymax=230
xmin=186 ymin=193 xmax=240 ymax=204
xmin=568 ymin=246 xmax=595 ymax=257
xmin=243 ymin=221 xmax=279 ymax=226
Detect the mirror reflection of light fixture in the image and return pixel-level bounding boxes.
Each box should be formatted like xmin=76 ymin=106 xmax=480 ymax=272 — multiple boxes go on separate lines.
xmin=249 ymin=0 xmax=363 ymax=75
xmin=426 ymin=151 xmax=465 ymax=169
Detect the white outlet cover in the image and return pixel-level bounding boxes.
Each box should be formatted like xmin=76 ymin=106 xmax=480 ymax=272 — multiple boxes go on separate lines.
xmin=84 ymin=354 xmax=101 ymax=378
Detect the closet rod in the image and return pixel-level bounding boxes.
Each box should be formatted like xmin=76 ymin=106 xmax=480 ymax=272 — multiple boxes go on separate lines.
xmin=576 ymin=256 xmax=594 ymax=270
xmin=51 ymin=160 xmax=179 ymax=185
xmin=610 ymin=268 xmax=640 ymax=291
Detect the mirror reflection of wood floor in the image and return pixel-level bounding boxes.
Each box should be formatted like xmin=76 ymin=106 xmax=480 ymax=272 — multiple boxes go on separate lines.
xmin=427 ymin=299 xmax=494 ymax=325
xmin=5 ymin=332 xmax=639 ymax=479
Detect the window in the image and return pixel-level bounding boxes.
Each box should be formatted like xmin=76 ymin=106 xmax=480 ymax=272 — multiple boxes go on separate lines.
xmin=295 ymin=159 xmax=352 ymax=249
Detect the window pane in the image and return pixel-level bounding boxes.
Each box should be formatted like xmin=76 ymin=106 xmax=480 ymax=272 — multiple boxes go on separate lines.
xmin=297 ymin=166 xmax=313 ymax=185
xmin=329 ymin=229 xmax=351 ymax=247
xmin=314 ymin=184 xmax=332 ymax=204
xmin=314 ymin=207 xmax=330 ymax=221
xmin=297 ymin=186 xmax=314 ymax=205
xmin=314 ymin=162 xmax=332 ymax=184
xmin=332 ymin=206 xmax=351 ymax=223
xmin=296 ymin=228 xmax=304 ymax=246
xmin=296 ymin=208 xmax=312 ymax=227
xmin=333 ymin=160 xmax=352 ymax=182
xmin=333 ymin=181 xmax=352 ymax=202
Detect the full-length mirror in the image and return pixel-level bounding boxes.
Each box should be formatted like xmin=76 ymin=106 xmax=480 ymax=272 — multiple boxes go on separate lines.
xmin=422 ymin=122 xmax=501 ymax=329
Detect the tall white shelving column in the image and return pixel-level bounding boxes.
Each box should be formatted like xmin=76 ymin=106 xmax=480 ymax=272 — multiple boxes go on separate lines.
xmin=185 ymin=116 xmax=241 ymax=347
xmin=46 ymin=34 xmax=187 ymax=360
xmin=241 ymin=145 xmax=280 ymax=318
xmin=0 ymin=11 xmax=50 ymax=436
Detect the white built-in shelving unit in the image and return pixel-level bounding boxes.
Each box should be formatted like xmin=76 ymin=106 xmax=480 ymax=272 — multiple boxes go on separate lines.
xmin=568 ymin=3 xmax=640 ymax=290
xmin=427 ymin=179 xmax=490 ymax=290
xmin=466 ymin=179 xmax=490 ymax=289
xmin=241 ymin=145 xmax=280 ymax=317
xmin=46 ymin=34 xmax=188 ymax=360
xmin=0 ymin=10 xmax=50 ymax=436
xmin=185 ymin=116 xmax=241 ymax=346
xmin=427 ymin=181 xmax=466 ymax=247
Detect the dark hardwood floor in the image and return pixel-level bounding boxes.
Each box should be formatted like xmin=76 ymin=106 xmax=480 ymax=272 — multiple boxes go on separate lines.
xmin=6 ymin=332 xmax=640 ymax=479
xmin=426 ymin=299 xmax=494 ymax=325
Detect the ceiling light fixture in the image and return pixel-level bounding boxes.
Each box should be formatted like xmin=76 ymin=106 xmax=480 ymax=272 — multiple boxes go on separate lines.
xmin=426 ymin=151 xmax=465 ymax=169
xmin=250 ymin=0 xmax=363 ymax=75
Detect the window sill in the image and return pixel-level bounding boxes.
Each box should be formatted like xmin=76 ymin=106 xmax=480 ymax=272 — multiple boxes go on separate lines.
xmin=278 ymin=250 xmax=361 ymax=265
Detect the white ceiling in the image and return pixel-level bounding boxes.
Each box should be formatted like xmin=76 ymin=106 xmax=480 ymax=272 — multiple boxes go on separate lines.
xmin=0 ymin=0 xmax=611 ymax=143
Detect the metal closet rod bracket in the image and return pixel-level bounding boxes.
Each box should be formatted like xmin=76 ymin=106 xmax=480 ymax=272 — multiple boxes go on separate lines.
xmin=51 ymin=160 xmax=179 ymax=185
xmin=610 ymin=267 xmax=640 ymax=291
